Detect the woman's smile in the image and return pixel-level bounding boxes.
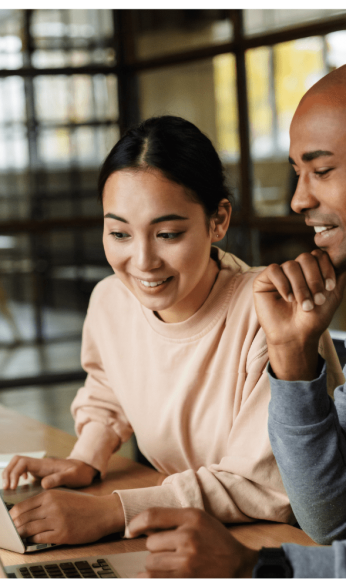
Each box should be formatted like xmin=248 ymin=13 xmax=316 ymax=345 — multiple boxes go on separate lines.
xmin=135 ymin=275 xmax=173 ymax=292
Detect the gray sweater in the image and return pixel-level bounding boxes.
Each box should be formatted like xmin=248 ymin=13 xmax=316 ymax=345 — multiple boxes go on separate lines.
xmin=268 ymin=358 xmax=346 ymax=578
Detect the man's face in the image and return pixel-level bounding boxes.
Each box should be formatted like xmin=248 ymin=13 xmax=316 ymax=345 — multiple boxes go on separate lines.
xmin=289 ymin=94 xmax=346 ymax=270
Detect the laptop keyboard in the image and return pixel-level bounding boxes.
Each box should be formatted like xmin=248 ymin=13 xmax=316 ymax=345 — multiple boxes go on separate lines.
xmin=9 ymin=558 xmax=117 ymax=578
xmin=4 ymin=502 xmax=117 ymax=578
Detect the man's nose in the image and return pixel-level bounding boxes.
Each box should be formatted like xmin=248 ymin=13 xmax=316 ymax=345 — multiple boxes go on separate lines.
xmin=291 ymin=174 xmax=319 ymax=215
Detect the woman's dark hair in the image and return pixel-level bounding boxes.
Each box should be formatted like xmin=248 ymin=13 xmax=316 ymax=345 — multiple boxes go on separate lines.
xmin=98 ymin=115 xmax=232 ymax=219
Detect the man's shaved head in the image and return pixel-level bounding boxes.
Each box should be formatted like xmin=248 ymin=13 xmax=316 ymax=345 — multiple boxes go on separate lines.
xmin=295 ymin=64 xmax=346 ymax=115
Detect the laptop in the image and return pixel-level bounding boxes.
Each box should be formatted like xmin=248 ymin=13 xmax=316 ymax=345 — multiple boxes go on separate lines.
xmin=1 ymin=550 xmax=149 ymax=578
xmin=0 ymin=483 xmax=149 ymax=578
xmin=0 ymin=483 xmax=92 ymax=554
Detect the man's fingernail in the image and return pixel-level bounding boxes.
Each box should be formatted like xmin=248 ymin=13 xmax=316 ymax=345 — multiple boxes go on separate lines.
xmin=314 ymin=293 xmax=326 ymax=305
xmin=325 ymin=279 xmax=336 ymax=291
xmin=302 ymin=299 xmax=314 ymax=312
xmin=288 ymin=294 xmax=294 ymax=302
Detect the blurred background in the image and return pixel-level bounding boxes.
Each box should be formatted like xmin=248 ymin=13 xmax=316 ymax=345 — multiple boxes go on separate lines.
xmin=0 ymin=8 xmax=345 ymax=458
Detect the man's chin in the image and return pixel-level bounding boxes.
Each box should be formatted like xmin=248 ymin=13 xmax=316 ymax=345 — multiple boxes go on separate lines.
xmin=329 ymin=254 xmax=346 ymax=275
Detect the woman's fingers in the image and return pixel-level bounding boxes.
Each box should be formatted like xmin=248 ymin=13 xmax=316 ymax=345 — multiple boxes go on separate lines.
xmin=2 ymin=456 xmax=39 ymax=490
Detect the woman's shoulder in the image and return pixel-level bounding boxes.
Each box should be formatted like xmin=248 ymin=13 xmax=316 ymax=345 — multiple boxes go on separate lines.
xmin=217 ymin=249 xmax=265 ymax=289
xmin=88 ymin=273 xmax=135 ymax=310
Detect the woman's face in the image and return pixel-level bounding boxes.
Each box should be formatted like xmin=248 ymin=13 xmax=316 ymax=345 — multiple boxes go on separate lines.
xmin=102 ymin=168 xmax=220 ymax=323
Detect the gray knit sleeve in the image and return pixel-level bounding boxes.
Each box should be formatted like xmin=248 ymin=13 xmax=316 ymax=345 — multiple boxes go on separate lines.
xmin=282 ymin=540 xmax=346 ymax=578
xmin=268 ymin=360 xmax=346 ymax=545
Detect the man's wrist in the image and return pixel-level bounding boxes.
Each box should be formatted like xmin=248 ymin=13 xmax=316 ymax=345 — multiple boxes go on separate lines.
xmin=267 ymin=340 xmax=319 ymax=381
xmin=235 ymin=546 xmax=259 ymax=578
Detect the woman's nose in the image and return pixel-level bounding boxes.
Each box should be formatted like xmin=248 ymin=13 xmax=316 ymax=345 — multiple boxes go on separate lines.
xmin=133 ymin=240 xmax=162 ymax=272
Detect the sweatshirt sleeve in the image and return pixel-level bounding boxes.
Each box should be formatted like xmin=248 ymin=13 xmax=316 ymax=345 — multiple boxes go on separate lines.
xmin=68 ymin=301 xmax=134 ymax=478
xmin=115 ymin=331 xmax=344 ymax=538
xmin=282 ymin=540 xmax=346 ymax=578
xmin=268 ymin=358 xmax=346 ymax=545
xmin=115 ymin=340 xmax=294 ymax=537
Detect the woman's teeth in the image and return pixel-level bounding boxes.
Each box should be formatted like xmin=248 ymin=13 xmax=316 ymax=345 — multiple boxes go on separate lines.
xmin=138 ymin=278 xmax=169 ymax=288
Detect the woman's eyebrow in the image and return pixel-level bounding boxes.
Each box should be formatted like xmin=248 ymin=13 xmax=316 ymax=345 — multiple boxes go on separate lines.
xmin=104 ymin=213 xmax=128 ymax=223
xmin=104 ymin=213 xmax=189 ymax=224
xmin=150 ymin=214 xmax=189 ymax=225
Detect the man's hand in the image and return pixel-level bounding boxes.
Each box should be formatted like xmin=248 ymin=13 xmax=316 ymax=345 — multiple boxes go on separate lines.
xmin=2 ymin=456 xmax=98 ymax=491
xmin=10 ymin=490 xmax=125 ymax=545
xmin=253 ymin=250 xmax=346 ymax=380
xmin=128 ymin=507 xmax=258 ymax=578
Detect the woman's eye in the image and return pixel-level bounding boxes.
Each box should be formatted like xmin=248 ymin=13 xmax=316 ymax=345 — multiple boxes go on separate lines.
xmin=158 ymin=232 xmax=183 ymax=240
xmin=110 ymin=232 xmax=129 ymax=240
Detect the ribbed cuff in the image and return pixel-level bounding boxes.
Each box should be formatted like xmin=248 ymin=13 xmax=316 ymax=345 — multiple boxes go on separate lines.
xmin=282 ymin=543 xmax=336 ymax=578
xmin=68 ymin=421 xmax=120 ymax=478
xmin=267 ymin=359 xmax=332 ymax=426
xmin=114 ymin=484 xmax=182 ymax=538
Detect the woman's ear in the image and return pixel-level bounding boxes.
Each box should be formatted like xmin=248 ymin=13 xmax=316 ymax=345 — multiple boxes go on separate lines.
xmin=211 ymin=199 xmax=232 ymax=243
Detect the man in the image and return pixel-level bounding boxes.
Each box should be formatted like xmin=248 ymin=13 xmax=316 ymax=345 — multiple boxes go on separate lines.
xmin=127 ymin=64 xmax=346 ymax=578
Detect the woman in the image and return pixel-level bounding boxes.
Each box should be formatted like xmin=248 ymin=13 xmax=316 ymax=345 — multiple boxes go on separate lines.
xmin=3 ymin=116 xmax=343 ymax=545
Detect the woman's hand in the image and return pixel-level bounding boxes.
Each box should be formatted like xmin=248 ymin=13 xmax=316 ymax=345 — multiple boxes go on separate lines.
xmin=128 ymin=507 xmax=258 ymax=578
xmin=10 ymin=490 xmax=125 ymax=545
xmin=253 ymin=250 xmax=346 ymax=381
xmin=2 ymin=456 xmax=98 ymax=490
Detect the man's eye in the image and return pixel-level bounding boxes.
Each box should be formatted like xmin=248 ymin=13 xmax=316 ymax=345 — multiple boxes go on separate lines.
xmin=110 ymin=232 xmax=129 ymax=240
xmin=315 ymin=168 xmax=333 ymax=177
xmin=158 ymin=232 xmax=183 ymax=240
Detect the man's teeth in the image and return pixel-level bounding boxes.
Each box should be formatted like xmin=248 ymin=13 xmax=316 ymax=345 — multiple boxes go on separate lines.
xmin=314 ymin=226 xmax=334 ymax=233
xmin=139 ymin=278 xmax=168 ymax=288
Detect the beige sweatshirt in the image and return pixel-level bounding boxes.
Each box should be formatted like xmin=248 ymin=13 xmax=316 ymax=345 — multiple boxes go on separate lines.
xmin=69 ymin=250 xmax=344 ymax=537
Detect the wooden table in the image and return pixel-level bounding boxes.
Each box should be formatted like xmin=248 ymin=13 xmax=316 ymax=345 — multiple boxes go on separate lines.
xmin=0 ymin=405 xmax=318 ymax=568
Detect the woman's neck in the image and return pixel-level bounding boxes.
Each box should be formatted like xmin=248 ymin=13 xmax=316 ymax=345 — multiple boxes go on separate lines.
xmin=156 ymin=256 xmax=220 ymax=323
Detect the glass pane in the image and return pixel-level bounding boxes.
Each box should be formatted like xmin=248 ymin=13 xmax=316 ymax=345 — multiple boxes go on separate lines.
xmin=71 ymin=75 xmax=94 ymax=122
xmin=93 ymin=74 xmax=118 ymax=121
xmin=32 ymin=50 xmax=68 ymax=68
xmin=213 ymin=54 xmax=239 ymax=162
xmin=35 ymin=74 xmax=118 ymax=124
xmin=0 ymin=125 xmax=29 ymax=171
xmin=244 ymin=9 xmax=346 ymax=36
xmin=38 ymin=128 xmax=71 ymax=168
xmin=326 ymin=30 xmax=346 ymax=68
xmin=30 ymin=8 xmax=114 ymax=60
xmin=0 ymin=77 xmax=26 ymax=123
xmin=139 ymin=58 xmax=240 ymax=211
xmin=133 ymin=9 xmax=233 ymax=60
xmin=0 ymin=171 xmax=30 ymax=220
xmin=247 ymin=38 xmax=326 ymax=217
xmin=34 ymin=76 xmax=70 ymax=123
xmin=0 ymin=9 xmax=24 ymax=70
xmin=31 ymin=9 xmax=114 ymax=43
xmin=275 ymin=37 xmax=325 ymax=152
